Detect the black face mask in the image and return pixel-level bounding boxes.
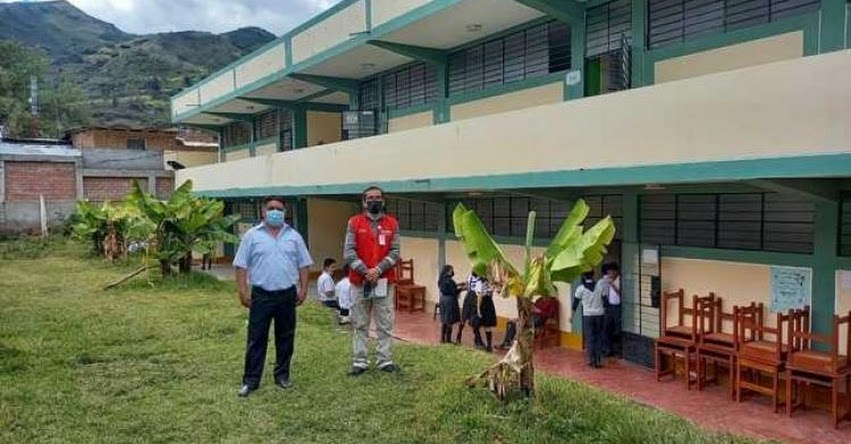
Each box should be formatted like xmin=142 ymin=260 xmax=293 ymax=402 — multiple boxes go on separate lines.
xmin=367 ymin=200 xmax=383 ymax=215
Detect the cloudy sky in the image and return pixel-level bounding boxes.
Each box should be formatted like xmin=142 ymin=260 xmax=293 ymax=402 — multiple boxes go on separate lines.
xmin=2 ymin=0 xmax=336 ymax=35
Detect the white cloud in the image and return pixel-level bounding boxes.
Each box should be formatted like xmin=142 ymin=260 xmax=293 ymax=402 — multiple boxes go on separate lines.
xmin=2 ymin=0 xmax=334 ymax=35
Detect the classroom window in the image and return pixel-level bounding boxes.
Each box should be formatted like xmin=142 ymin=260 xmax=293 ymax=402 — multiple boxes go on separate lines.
xmin=647 ymin=0 xmax=820 ymax=50
xmin=448 ymin=20 xmax=571 ymax=96
xmin=222 ymin=122 xmax=251 ymax=148
xmin=254 ymin=110 xmax=278 ymax=141
xmin=639 ymin=193 xmax=815 ymax=253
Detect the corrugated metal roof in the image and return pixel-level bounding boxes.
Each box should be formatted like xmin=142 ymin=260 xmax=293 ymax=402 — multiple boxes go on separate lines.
xmin=0 ymin=141 xmax=81 ymax=157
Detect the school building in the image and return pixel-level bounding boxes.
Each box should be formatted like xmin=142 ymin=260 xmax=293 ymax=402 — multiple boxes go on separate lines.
xmin=171 ymin=0 xmax=851 ymax=366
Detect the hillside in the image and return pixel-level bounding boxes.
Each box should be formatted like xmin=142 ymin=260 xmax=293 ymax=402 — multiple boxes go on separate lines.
xmin=0 ymin=0 xmax=276 ymax=128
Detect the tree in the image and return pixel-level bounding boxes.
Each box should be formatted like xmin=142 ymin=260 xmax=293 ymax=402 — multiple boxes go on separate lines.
xmin=0 ymin=39 xmax=89 ymax=138
xmin=128 ymin=179 xmax=239 ymax=277
xmin=454 ymin=199 xmax=615 ymax=400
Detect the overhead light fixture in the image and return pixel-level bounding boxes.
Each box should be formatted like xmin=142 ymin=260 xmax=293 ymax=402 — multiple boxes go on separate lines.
xmin=644 ymin=184 xmax=666 ymax=191
xmin=465 ymin=24 xmax=482 ymax=33
xmin=467 ymin=191 xmax=484 ymax=197
xmin=360 ymin=63 xmax=376 ymax=71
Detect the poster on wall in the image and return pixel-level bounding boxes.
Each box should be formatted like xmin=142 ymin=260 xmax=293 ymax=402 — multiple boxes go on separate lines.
xmin=769 ymin=266 xmax=812 ymax=313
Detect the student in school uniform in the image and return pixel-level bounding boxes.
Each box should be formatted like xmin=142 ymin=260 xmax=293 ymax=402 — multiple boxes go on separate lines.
xmin=335 ymin=264 xmax=352 ymax=325
xmin=475 ymin=277 xmax=497 ymax=352
xmin=571 ymin=271 xmax=605 ymax=368
xmin=317 ymin=258 xmax=341 ymax=312
xmin=600 ymin=262 xmax=622 ymax=357
xmin=437 ymin=265 xmax=464 ymax=344
xmin=460 ymin=272 xmax=484 ymax=347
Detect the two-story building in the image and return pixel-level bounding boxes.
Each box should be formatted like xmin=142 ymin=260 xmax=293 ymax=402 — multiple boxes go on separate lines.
xmin=170 ymin=0 xmax=851 ymax=365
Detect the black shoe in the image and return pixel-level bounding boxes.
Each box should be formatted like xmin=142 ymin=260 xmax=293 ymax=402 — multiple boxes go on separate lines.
xmin=275 ymin=378 xmax=292 ymax=389
xmin=379 ymin=364 xmax=400 ymax=373
xmin=348 ymin=366 xmax=367 ymax=377
xmin=237 ymin=385 xmax=256 ymax=397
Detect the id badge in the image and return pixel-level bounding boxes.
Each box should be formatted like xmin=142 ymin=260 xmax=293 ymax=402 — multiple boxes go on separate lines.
xmin=378 ymin=234 xmax=387 ymax=246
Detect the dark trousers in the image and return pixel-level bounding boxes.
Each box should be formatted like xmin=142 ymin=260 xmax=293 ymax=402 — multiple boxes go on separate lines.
xmin=243 ymin=286 xmax=297 ymax=388
xmin=322 ymin=299 xmax=349 ymax=316
xmin=583 ymin=315 xmax=605 ymax=365
xmin=603 ymin=304 xmax=622 ymax=356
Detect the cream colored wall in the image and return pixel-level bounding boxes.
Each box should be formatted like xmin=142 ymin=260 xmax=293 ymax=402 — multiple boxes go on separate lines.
xmin=199 ymin=72 xmax=234 ymax=104
xmin=255 ymin=144 xmax=278 ymax=157
xmin=172 ymin=89 xmax=199 ymax=118
xmin=178 ymin=50 xmax=851 ymax=194
xmin=307 ymin=111 xmax=342 ymax=147
xmin=235 ymin=43 xmax=286 ymax=88
xmin=388 ymin=111 xmax=433 ymax=133
xmin=400 ymin=237 xmax=441 ymax=304
xmin=371 ymin=0 xmax=430 ymax=27
xmin=224 ymin=149 xmax=250 ymax=162
xmin=445 ymin=240 xmax=573 ymax=333
xmin=450 ymin=82 xmax=563 ymax=121
xmin=163 ymin=150 xmax=218 ymax=168
xmin=306 ymin=198 xmax=357 ymax=271
xmin=837 ymin=270 xmax=851 ymax=354
xmin=655 ymin=32 xmax=803 ymax=83
xmin=662 ymin=258 xmax=783 ymax=333
xmin=291 ymin=0 xmax=366 ymax=63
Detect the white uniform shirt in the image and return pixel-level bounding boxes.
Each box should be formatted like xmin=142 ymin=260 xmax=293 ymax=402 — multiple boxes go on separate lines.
xmin=317 ymin=271 xmax=335 ymax=302
xmin=335 ymin=277 xmax=352 ymax=310
xmin=574 ymin=285 xmax=605 ymax=317
xmin=608 ymin=276 xmax=621 ymax=306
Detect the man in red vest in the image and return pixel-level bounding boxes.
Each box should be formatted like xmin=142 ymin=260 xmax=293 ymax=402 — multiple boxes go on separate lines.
xmin=344 ymin=186 xmax=401 ymax=375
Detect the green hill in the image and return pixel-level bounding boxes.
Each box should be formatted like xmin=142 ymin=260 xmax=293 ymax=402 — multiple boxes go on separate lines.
xmin=0 ymin=0 xmax=276 ymax=128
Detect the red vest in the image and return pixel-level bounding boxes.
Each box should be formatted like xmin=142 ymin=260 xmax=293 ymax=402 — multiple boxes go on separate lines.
xmin=348 ymin=213 xmax=398 ymax=286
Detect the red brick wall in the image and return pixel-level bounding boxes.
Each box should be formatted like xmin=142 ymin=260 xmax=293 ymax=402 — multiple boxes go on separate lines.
xmin=4 ymin=162 xmax=77 ymax=202
xmin=83 ymin=177 xmax=147 ymax=202
xmin=155 ymin=178 xmax=174 ymax=200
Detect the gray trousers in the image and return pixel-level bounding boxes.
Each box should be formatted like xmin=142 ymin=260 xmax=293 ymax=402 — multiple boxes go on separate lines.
xmin=351 ymin=284 xmax=395 ymax=369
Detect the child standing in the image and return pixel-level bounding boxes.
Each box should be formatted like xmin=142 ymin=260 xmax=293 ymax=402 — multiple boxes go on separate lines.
xmin=571 ymin=271 xmax=605 ymax=368
xmin=460 ymin=272 xmax=483 ymax=347
xmin=437 ymin=265 xmax=463 ymax=343
xmin=476 ymin=277 xmax=497 ymax=352
xmin=335 ymin=264 xmax=352 ymax=325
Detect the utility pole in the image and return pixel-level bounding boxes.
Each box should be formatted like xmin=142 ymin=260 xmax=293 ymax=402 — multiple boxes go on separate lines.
xmin=29 ymin=75 xmax=39 ymax=138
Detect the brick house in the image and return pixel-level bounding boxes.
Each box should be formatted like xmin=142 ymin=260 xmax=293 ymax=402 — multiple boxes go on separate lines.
xmin=0 ymin=139 xmax=174 ymax=235
xmin=66 ymin=126 xmax=219 ymax=171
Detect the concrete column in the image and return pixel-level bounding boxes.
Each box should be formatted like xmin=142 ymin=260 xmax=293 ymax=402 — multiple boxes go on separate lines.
xmin=0 ymin=160 xmax=5 ymax=203
xmin=74 ymin=159 xmax=84 ymax=199
xmin=148 ymin=176 xmax=157 ymax=195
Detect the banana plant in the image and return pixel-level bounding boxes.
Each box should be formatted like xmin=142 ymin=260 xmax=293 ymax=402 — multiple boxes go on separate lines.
xmin=70 ymin=199 xmax=142 ymax=261
xmin=454 ymin=199 xmax=615 ymax=399
xmin=128 ymin=179 xmax=240 ymax=276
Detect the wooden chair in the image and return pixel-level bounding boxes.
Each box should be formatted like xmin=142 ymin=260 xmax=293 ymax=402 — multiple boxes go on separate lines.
xmin=533 ymin=298 xmax=560 ymax=350
xmin=735 ymin=304 xmax=792 ymax=412
xmin=655 ymin=290 xmax=712 ymax=389
xmin=695 ymin=297 xmax=741 ymax=399
xmin=394 ymin=259 xmax=426 ymax=313
xmin=786 ymin=309 xmax=851 ymax=429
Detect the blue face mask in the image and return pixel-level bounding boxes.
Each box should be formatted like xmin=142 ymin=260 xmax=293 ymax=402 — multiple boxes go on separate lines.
xmin=265 ymin=209 xmax=285 ymax=228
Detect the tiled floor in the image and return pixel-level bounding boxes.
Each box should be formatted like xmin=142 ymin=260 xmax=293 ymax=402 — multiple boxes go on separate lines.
xmin=391 ymin=310 xmax=851 ymax=444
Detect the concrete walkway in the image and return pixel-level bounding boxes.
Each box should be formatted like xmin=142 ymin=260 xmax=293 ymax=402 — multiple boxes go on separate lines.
xmin=391 ymin=310 xmax=851 ymax=444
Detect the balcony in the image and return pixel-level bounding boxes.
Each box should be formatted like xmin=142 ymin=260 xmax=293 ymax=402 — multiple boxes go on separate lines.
xmin=177 ymin=49 xmax=851 ymax=197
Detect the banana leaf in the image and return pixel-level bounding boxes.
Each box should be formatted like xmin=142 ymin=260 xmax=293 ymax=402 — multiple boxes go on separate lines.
xmin=452 ymin=203 xmax=519 ymax=281
xmin=550 ymin=216 xmax=616 ymax=283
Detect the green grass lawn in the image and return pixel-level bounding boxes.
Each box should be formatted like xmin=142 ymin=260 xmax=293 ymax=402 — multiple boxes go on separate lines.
xmin=0 ymin=240 xmax=763 ymax=444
